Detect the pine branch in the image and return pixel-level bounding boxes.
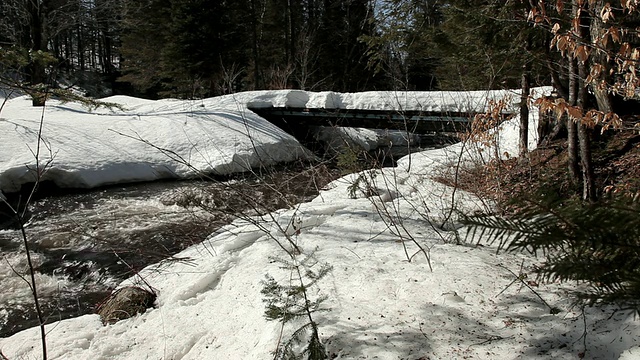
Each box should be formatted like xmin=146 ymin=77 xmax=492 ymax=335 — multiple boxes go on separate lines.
xmin=462 ymin=196 xmax=640 ymax=310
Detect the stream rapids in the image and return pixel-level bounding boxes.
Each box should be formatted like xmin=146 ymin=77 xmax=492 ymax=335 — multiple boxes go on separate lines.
xmin=0 ymin=164 xmax=339 ymax=337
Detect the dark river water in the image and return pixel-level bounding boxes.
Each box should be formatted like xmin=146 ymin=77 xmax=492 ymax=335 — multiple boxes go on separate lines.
xmin=0 ymin=164 xmax=339 ymax=337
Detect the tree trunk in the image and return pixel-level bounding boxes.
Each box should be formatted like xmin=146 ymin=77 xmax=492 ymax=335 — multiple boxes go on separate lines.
xmin=27 ymin=0 xmax=48 ymax=106
xmin=577 ymin=59 xmax=597 ymax=201
xmin=589 ymin=0 xmax=613 ymax=113
xmin=78 ymin=25 xmax=85 ymax=71
xmin=249 ymin=0 xmax=260 ymax=89
xmin=519 ymin=21 xmax=532 ymax=158
xmin=284 ymin=0 xmax=291 ymax=66
xmin=574 ymin=1 xmax=597 ymax=201
xmin=567 ymin=57 xmax=580 ymax=184
xmin=577 ymin=122 xmax=596 ymax=201
xmin=519 ymin=63 xmax=530 ymax=159
xmin=546 ymin=32 xmax=569 ymax=100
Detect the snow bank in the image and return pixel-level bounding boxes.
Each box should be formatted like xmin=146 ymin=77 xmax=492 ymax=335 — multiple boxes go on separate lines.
xmin=304 ymin=89 xmax=533 ymax=112
xmin=0 ymin=94 xmax=310 ymax=193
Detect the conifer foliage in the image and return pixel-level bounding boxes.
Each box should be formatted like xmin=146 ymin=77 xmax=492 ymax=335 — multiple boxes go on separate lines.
xmin=117 ymin=0 xmax=383 ymax=98
xmin=261 ymin=250 xmax=332 ymax=360
xmin=462 ymin=195 xmax=640 ymax=310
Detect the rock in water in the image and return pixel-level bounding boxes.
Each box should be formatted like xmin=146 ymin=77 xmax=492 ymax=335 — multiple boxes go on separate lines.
xmin=97 ymin=286 xmax=156 ymax=325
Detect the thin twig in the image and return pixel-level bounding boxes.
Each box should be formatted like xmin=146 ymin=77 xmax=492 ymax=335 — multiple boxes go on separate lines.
xmin=467 ymin=334 xmax=511 ymax=348
xmin=496 ymin=262 xmax=560 ymax=314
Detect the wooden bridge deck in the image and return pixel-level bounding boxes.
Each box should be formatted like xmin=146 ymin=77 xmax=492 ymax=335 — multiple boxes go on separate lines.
xmin=248 ymin=106 xmax=510 ymax=134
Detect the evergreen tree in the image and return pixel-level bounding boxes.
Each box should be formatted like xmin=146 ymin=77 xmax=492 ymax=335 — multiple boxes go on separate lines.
xmin=0 ymin=0 xmax=59 ymax=104
xmin=462 ymin=195 xmax=640 ymax=310
xmin=118 ymin=0 xmax=171 ymax=97
xmin=361 ymin=0 xmax=446 ymax=90
xmin=315 ymin=0 xmax=380 ymax=91
xmin=431 ymin=0 xmax=547 ymax=90
xmin=119 ymin=0 xmax=254 ymax=98
xmin=0 ymin=0 xmax=125 ymax=100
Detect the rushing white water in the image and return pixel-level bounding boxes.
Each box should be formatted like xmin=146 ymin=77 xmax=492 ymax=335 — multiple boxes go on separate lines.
xmin=0 ymin=164 xmax=334 ymax=337
xmin=0 ymin=181 xmax=220 ymax=336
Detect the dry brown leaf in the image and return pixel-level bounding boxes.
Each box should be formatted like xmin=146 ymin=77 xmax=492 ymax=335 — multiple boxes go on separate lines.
xmin=576 ymin=45 xmax=590 ymax=62
xmin=611 ymin=27 xmax=621 ymax=43
xmin=601 ymin=3 xmax=614 ymax=23
xmin=568 ymin=106 xmax=583 ymax=121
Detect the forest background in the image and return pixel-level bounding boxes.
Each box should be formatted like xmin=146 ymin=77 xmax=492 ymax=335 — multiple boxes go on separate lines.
xmin=0 ymin=0 xmax=548 ymax=99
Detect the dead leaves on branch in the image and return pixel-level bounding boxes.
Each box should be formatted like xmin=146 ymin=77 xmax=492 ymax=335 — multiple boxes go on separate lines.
xmin=600 ymin=2 xmax=615 ymax=22
xmin=620 ymin=0 xmax=640 ymax=13
xmin=527 ymin=6 xmax=550 ymax=25
xmin=542 ymin=2 xmax=640 ymax=103
xmin=537 ymin=1 xmax=640 ymax=63
xmin=470 ymin=99 xmax=512 ymax=133
xmin=549 ymin=0 xmax=639 ymax=14
xmin=534 ymin=96 xmax=624 ymax=132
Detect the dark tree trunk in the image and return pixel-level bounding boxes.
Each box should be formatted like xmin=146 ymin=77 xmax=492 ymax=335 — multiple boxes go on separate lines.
xmin=519 ymin=34 xmax=531 ymax=159
xmin=249 ymin=0 xmax=260 ymax=89
xmin=65 ymin=34 xmax=72 ymax=66
xmin=101 ymin=31 xmax=114 ymax=75
xmin=578 ymin=121 xmax=596 ymax=201
xmin=577 ymin=60 xmax=596 ymax=201
xmin=567 ymin=57 xmax=580 ymax=184
xmin=26 ymin=0 xmax=49 ymax=106
xmin=519 ymin=64 xmax=530 ymax=159
xmin=284 ymin=0 xmax=291 ymax=66
xmin=589 ymin=0 xmax=613 ymax=113
xmin=575 ymin=1 xmax=596 ymax=201
xmin=546 ymin=32 xmax=569 ymax=101
xmin=78 ymin=25 xmax=85 ymax=71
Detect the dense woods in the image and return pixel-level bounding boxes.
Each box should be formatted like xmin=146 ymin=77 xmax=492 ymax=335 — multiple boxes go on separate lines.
xmin=0 ymin=1 xmax=636 ymax=102
xmin=0 ymin=0 xmax=549 ymax=98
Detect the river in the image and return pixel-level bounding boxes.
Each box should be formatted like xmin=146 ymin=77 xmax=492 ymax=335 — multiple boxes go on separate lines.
xmin=0 ymin=164 xmax=339 ymax=337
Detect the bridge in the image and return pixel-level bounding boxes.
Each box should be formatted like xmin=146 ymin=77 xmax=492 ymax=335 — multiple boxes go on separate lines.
xmin=250 ymin=107 xmax=472 ymax=134
xmin=248 ymin=106 xmax=511 ymax=138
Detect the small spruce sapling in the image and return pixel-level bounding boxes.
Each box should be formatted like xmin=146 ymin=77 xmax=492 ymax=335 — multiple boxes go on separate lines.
xmin=261 ymin=248 xmax=332 ymax=360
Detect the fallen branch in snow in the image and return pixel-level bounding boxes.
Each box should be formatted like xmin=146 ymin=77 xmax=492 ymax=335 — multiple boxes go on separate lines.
xmin=467 ymin=334 xmax=512 ymax=348
xmin=496 ymin=262 xmax=561 ymax=315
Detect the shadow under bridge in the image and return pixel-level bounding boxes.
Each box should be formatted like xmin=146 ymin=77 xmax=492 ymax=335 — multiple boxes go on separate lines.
xmin=247 ymin=106 xmax=513 ymax=157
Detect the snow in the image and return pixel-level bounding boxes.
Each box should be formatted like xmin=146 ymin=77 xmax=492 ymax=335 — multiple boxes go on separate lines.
xmin=0 ymin=87 xmax=533 ymax=194
xmin=2 ymin=87 xmax=640 ymax=359
xmin=0 ymin=92 xmax=311 ymax=193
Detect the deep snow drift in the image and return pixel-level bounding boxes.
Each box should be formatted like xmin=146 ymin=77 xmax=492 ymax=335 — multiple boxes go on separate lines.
xmin=1 ymin=88 xmax=526 ymax=194
xmin=1 ymin=88 xmax=639 ymax=359
xmin=0 ymin=92 xmax=310 ymax=194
